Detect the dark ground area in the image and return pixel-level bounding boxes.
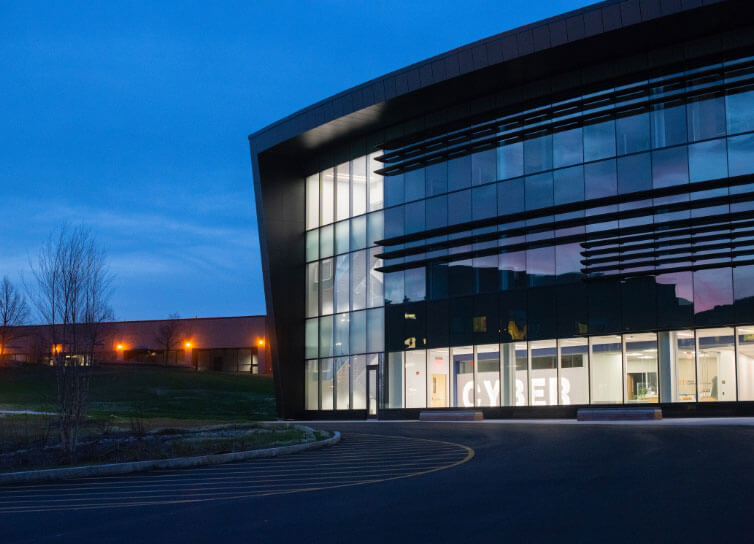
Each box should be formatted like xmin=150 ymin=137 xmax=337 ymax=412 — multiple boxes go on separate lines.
xmin=1 ymin=420 xmax=753 ymax=543
xmin=0 ymin=365 xmax=276 ymax=420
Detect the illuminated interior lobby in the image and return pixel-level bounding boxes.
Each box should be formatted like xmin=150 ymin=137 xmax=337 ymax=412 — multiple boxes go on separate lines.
xmin=250 ymin=0 xmax=754 ymax=418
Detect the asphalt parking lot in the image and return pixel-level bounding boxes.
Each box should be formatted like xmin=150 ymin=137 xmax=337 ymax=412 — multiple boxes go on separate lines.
xmin=2 ymin=420 xmax=754 ymax=543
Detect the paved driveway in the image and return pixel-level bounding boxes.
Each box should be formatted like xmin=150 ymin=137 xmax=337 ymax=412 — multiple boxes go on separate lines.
xmin=1 ymin=421 xmax=753 ymax=543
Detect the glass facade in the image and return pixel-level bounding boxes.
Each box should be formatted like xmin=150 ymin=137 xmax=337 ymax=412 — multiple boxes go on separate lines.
xmin=384 ymin=326 xmax=754 ymax=408
xmin=305 ymin=153 xmax=385 ymax=410
xmin=302 ymin=54 xmax=754 ymax=413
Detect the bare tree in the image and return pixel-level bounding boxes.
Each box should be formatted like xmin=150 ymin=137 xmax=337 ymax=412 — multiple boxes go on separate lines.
xmin=30 ymin=225 xmax=114 ymax=461
xmin=0 ymin=276 xmax=29 ymax=361
xmin=154 ymin=313 xmax=182 ymax=366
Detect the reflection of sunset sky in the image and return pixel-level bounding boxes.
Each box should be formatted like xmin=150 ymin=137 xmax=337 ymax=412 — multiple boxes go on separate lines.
xmin=694 ymin=269 xmax=733 ymax=313
xmin=657 ymin=272 xmax=693 ymax=305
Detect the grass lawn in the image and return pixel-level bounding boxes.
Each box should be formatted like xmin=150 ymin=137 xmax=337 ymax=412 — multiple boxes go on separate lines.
xmin=0 ymin=364 xmax=276 ymax=422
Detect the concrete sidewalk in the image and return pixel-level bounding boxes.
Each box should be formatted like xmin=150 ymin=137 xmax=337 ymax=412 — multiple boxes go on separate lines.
xmin=295 ymin=417 xmax=754 ymax=426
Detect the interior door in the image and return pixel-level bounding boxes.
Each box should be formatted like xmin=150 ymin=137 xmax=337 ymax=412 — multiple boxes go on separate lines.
xmin=431 ymin=374 xmax=447 ymax=407
xmin=367 ymin=367 xmax=378 ymax=418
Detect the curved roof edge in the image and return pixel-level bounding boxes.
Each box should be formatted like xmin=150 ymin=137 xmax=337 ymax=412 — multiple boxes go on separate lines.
xmin=248 ymin=0 xmax=725 ymax=153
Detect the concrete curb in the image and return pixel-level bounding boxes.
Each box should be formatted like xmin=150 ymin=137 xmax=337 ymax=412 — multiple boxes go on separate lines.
xmin=0 ymin=429 xmax=340 ymax=485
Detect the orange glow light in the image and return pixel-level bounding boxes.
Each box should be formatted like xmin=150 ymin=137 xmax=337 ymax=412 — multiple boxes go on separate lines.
xmin=185 ymin=342 xmax=192 ymax=348
xmin=257 ymin=338 xmax=265 ymax=347
xmin=116 ymin=344 xmax=124 ymax=350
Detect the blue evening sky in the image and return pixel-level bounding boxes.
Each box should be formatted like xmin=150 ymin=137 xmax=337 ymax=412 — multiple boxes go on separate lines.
xmin=0 ymin=0 xmax=592 ymax=321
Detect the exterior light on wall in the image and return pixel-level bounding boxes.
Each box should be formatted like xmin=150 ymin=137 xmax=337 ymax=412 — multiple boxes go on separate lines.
xmin=185 ymin=341 xmax=192 ymax=349
xmin=116 ymin=344 xmax=124 ymax=350
xmin=257 ymin=338 xmax=265 ymax=347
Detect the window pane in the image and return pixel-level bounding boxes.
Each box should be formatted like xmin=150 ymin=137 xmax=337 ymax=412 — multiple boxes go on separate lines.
xmin=405 ymin=350 xmax=427 ymax=408
xmin=335 ymin=357 xmax=350 ymax=409
xmin=476 ymin=344 xmax=500 ymax=407
xmin=525 ymin=172 xmax=553 ymax=210
xmin=320 ymin=169 xmax=334 ymax=226
xmin=319 ymin=358 xmax=333 ymax=410
xmin=351 ymin=355 xmax=367 ymax=410
xmin=336 ymin=162 xmax=350 ymax=221
xmin=368 ymin=247 xmax=383 ymax=308
xmin=656 ymin=272 xmax=694 ymax=328
xmin=350 ymin=215 xmax=366 ymax=251
xmin=553 ymin=126 xmax=583 ymax=168
xmin=728 ymin=133 xmax=754 ymax=176
xmin=726 ymin=89 xmax=754 ymax=135
xmin=737 ymin=325 xmax=754 ymax=401
xmin=405 ymin=200 xmax=425 ymax=234
xmin=367 ymin=211 xmax=383 ymax=246
xmin=589 ymin=335 xmax=622 ymax=404
xmin=689 ymin=139 xmax=728 ymax=182
xmin=524 ymin=133 xmax=552 ymax=174
xmin=529 ymin=339 xmax=557 ymax=406
xmin=472 ymin=183 xmax=497 ymax=220
xmin=559 ymin=338 xmax=588 ymax=405
xmin=306 ymin=262 xmax=319 ymax=318
xmin=471 ymin=148 xmax=497 ymax=186
xmin=334 ymin=312 xmax=349 ymax=356
xmin=305 ymin=359 xmax=318 ymax=410
xmin=319 ymin=316 xmax=333 ymax=358
xmin=448 ymin=155 xmax=471 ymax=192
xmin=658 ymin=330 xmax=696 ymax=403
xmin=305 ymin=319 xmax=318 ymax=359
xmin=426 ymin=195 xmax=448 ymax=230
xmin=697 ymin=328 xmax=736 ymax=402
xmin=584 ymin=159 xmax=617 ymax=199
xmin=351 ymin=156 xmax=367 ymax=217
xmin=687 ymin=94 xmax=726 ymax=142
xmin=554 ymin=165 xmax=584 ymax=205
xmin=306 ymin=229 xmax=319 ymax=262
xmin=448 ymin=189 xmax=471 ymax=225
xmin=497 ymin=139 xmax=524 ymax=180
xmin=367 ymin=307 xmax=384 ymax=353
xmin=651 ymin=102 xmax=687 ymax=148
xmin=499 ymin=247 xmax=526 ymax=290
xmin=384 ymin=173 xmax=404 ymax=207
xmin=426 ymin=161 xmax=447 ymax=197
xmin=694 ymin=268 xmax=733 ymax=326
xmin=474 ymin=254 xmax=499 ymax=294
xmin=616 ymin=111 xmax=650 ymax=155
xmin=428 ymin=348 xmax=450 ymax=407
xmin=368 ymin=152 xmax=384 ymax=211
xmin=320 ymin=224 xmax=333 ymax=259
xmin=335 ymin=220 xmax=349 ymax=255
xmin=350 ymin=310 xmax=366 ymax=354
xmin=306 ymin=174 xmax=319 ymax=230
xmin=384 ymin=205 xmax=404 ymax=239
xmin=617 ymin=152 xmax=651 ymax=194
xmin=584 ymin=119 xmax=616 ymax=161
xmin=405 ymin=167 xmax=425 ymax=202
xmin=652 ymin=146 xmax=689 ymax=188
xmin=452 ymin=346 xmax=474 ymax=407
xmin=498 ymin=178 xmax=524 ymax=215
xmin=402 ymin=266 xmax=425 ymax=302
xmin=501 ymin=342 xmax=528 ymax=406
xmin=386 ymin=352 xmax=403 ymax=408
xmin=351 ymin=249 xmax=367 ymax=311
xmin=624 ymin=332 xmax=658 ymax=403
xmin=335 ymin=254 xmax=350 ymax=314
xmin=384 ymin=271 xmax=404 ymax=305
xmin=320 ymin=258 xmax=334 ymax=315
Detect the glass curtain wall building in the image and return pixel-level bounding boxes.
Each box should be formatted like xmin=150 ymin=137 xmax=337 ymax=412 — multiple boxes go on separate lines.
xmin=250 ymin=0 xmax=754 ymax=419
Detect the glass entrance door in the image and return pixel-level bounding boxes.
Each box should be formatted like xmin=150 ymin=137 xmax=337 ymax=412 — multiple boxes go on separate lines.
xmin=367 ymin=366 xmax=378 ymax=418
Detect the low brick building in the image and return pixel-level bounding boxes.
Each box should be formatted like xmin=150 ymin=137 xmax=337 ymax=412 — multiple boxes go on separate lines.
xmin=1 ymin=316 xmax=270 ymax=374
